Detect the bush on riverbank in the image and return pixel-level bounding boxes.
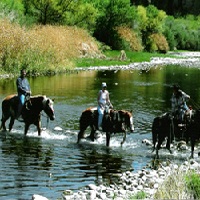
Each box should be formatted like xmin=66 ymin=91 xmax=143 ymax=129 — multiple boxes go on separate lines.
xmin=0 ymin=19 xmax=101 ymax=76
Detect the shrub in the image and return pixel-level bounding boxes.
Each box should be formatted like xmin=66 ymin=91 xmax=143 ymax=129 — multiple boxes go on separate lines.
xmin=116 ymin=26 xmax=143 ymax=51
xmin=163 ymin=16 xmax=200 ymax=51
xmin=147 ymin=33 xmax=169 ymax=53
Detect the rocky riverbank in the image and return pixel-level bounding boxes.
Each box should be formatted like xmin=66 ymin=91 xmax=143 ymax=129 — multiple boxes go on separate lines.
xmin=32 ymin=159 xmax=200 ymax=200
xmin=75 ymin=51 xmax=200 ymax=71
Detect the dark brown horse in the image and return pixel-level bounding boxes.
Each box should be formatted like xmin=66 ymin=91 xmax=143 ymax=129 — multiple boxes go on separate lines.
xmin=152 ymin=109 xmax=200 ymax=158
xmin=186 ymin=109 xmax=200 ymax=158
xmin=77 ymin=107 xmax=134 ymax=146
xmin=0 ymin=94 xmax=55 ymax=135
xmin=152 ymin=112 xmax=174 ymax=158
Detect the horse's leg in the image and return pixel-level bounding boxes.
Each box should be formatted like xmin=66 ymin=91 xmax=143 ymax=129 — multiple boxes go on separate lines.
xmin=121 ymin=131 xmax=126 ymax=146
xmin=77 ymin=130 xmax=85 ymax=143
xmin=24 ymin=123 xmax=30 ymax=136
xmin=89 ymin=126 xmax=96 ymax=141
xmin=155 ymin=148 xmax=159 ymax=159
xmin=1 ymin=117 xmax=8 ymax=131
xmin=166 ymin=123 xmax=173 ymax=154
xmin=106 ymin=132 xmax=111 ymax=147
xmin=8 ymin=117 xmax=15 ymax=132
xmin=155 ymin=138 xmax=163 ymax=159
xmin=190 ymin=136 xmax=195 ymax=159
xmin=166 ymin=137 xmax=172 ymax=154
xmin=36 ymin=120 xmax=42 ymax=136
xmin=152 ymin=118 xmax=158 ymax=153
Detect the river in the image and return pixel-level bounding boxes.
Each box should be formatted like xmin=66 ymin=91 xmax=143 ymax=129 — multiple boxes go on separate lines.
xmin=0 ymin=65 xmax=200 ymax=199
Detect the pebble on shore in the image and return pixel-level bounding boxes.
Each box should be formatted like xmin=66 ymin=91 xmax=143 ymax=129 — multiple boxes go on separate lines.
xmin=32 ymin=159 xmax=200 ymax=200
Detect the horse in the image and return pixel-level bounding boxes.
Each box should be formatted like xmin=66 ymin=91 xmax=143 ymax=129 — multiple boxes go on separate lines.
xmin=186 ymin=109 xmax=200 ymax=158
xmin=77 ymin=107 xmax=134 ymax=146
xmin=152 ymin=109 xmax=200 ymax=158
xmin=152 ymin=112 xmax=174 ymax=158
xmin=0 ymin=94 xmax=55 ymax=136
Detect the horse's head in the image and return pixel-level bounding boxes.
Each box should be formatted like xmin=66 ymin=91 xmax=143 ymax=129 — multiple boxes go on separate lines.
xmin=42 ymin=96 xmax=55 ymax=120
xmin=120 ymin=110 xmax=134 ymax=132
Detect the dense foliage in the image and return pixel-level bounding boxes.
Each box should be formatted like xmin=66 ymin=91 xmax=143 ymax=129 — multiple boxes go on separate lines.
xmin=1 ymin=0 xmax=199 ymax=52
xmin=0 ymin=0 xmax=199 ymax=74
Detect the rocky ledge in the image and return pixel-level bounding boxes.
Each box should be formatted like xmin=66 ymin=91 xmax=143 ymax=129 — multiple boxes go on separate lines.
xmin=32 ymin=159 xmax=200 ymax=200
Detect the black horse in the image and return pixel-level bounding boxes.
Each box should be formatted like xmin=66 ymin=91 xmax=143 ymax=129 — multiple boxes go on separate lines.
xmin=152 ymin=112 xmax=174 ymax=158
xmin=152 ymin=109 xmax=200 ymax=158
xmin=0 ymin=94 xmax=55 ymax=136
xmin=77 ymin=107 xmax=134 ymax=146
xmin=186 ymin=109 xmax=200 ymax=158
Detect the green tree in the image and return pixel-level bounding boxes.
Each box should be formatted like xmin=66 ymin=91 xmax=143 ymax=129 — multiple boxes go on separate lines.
xmin=22 ymin=0 xmax=80 ymax=25
xmin=22 ymin=0 xmax=98 ymax=31
xmin=63 ymin=3 xmax=98 ymax=32
xmin=137 ymin=5 xmax=167 ymax=51
xmin=93 ymin=0 xmax=136 ymax=49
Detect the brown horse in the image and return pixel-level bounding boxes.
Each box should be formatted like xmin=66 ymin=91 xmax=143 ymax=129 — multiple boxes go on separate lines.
xmin=0 ymin=94 xmax=55 ymax=136
xmin=77 ymin=107 xmax=134 ymax=146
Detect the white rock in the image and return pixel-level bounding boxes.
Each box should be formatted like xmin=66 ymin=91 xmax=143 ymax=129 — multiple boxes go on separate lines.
xmin=137 ymin=184 xmax=143 ymax=190
xmin=54 ymin=126 xmax=63 ymax=131
xmin=88 ymin=184 xmax=97 ymax=190
xmin=32 ymin=194 xmax=49 ymax=200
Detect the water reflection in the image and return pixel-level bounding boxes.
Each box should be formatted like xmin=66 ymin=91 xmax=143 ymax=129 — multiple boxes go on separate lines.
xmin=77 ymin=143 xmax=133 ymax=185
xmin=0 ymin=133 xmax=53 ymax=170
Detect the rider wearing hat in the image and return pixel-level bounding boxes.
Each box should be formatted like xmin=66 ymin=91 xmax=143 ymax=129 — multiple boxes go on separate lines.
xmin=97 ymin=82 xmax=113 ymax=130
xmin=171 ymin=84 xmax=190 ymax=124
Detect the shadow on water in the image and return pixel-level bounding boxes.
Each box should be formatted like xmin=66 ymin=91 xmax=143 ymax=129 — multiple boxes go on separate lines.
xmin=0 ymin=131 xmax=53 ymax=170
xmin=76 ymin=143 xmax=133 ymax=186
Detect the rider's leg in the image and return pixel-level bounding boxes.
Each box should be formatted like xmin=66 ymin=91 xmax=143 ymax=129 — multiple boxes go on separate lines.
xmin=16 ymin=95 xmax=25 ymax=118
xmin=98 ymin=106 xmax=104 ymax=130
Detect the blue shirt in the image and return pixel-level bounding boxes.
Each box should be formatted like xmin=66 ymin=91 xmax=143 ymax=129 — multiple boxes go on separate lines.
xmin=16 ymin=77 xmax=31 ymax=96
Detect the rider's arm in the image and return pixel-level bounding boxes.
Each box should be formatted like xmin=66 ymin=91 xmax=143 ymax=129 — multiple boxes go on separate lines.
xmin=106 ymin=91 xmax=113 ymax=108
xmin=180 ymin=90 xmax=190 ymax=101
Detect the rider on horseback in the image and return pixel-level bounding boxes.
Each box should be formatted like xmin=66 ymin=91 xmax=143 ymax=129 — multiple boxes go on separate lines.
xmin=97 ymin=82 xmax=113 ymax=130
xmin=16 ymin=69 xmax=31 ymax=120
xmin=171 ymin=84 xmax=190 ymax=125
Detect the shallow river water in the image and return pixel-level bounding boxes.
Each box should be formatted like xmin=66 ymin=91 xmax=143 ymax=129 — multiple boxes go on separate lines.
xmin=0 ymin=65 xmax=200 ymax=199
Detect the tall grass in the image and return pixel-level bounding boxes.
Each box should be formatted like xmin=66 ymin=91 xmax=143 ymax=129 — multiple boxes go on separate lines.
xmin=153 ymin=165 xmax=200 ymax=199
xmin=0 ymin=19 xmax=100 ymax=76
